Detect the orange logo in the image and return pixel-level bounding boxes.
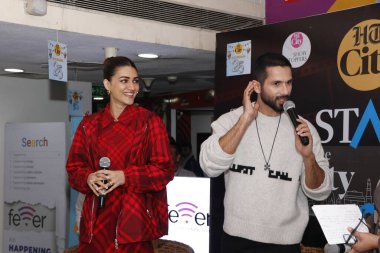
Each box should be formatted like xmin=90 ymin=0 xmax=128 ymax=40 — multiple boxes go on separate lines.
xmin=234 ymin=43 xmax=243 ymax=54
xmin=54 ymin=44 xmax=61 ymax=57
xmin=337 ymin=19 xmax=380 ymax=91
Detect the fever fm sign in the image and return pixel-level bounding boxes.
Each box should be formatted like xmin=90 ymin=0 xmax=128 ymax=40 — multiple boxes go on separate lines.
xmin=337 ymin=19 xmax=380 ymax=91
xmin=4 ymin=202 xmax=55 ymax=232
xmin=168 ymin=201 xmax=210 ymax=226
xmin=163 ymin=177 xmax=210 ymax=253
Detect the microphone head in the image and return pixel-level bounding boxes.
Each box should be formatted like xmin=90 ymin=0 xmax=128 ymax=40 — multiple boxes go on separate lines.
xmin=283 ymin=100 xmax=295 ymax=112
xmin=324 ymin=243 xmax=351 ymax=253
xmin=99 ymin=157 xmax=111 ymax=168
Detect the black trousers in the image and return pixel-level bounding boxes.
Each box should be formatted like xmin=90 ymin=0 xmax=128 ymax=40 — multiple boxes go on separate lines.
xmin=221 ymin=231 xmax=301 ymax=253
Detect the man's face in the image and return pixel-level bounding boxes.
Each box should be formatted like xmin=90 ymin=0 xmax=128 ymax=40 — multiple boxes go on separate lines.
xmin=181 ymin=146 xmax=191 ymax=157
xmin=260 ymin=66 xmax=293 ymax=112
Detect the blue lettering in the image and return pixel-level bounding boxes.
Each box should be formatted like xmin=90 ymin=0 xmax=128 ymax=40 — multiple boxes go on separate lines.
xmin=21 ymin=137 xmax=27 ymax=147
xmin=350 ymin=99 xmax=380 ymax=148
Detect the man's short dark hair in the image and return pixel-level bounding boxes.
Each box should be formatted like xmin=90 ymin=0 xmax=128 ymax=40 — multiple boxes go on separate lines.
xmin=252 ymin=53 xmax=292 ymax=84
xmin=169 ymin=136 xmax=180 ymax=155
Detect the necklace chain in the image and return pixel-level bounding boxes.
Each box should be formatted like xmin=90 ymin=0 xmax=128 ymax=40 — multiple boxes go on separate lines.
xmin=255 ymin=114 xmax=281 ymax=171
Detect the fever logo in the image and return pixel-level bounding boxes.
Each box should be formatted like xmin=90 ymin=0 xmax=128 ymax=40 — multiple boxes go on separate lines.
xmin=175 ymin=202 xmax=198 ymax=223
xmin=18 ymin=206 xmax=36 ymax=226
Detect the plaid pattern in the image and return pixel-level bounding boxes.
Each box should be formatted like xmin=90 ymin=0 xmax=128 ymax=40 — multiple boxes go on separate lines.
xmin=66 ymin=104 xmax=174 ymax=250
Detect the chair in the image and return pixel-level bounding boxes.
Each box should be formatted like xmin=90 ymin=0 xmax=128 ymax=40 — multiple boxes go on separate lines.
xmin=153 ymin=239 xmax=194 ymax=253
xmin=300 ymin=244 xmax=324 ymax=253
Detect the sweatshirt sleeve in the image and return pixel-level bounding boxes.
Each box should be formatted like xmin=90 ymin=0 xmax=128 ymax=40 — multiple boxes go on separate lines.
xmin=301 ymin=123 xmax=332 ymax=201
xmin=199 ymin=111 xmax=238 ymax=177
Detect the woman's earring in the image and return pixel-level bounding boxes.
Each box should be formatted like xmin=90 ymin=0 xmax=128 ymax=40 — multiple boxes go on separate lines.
xmin=107 ymin=90 xmax=110 ymax=95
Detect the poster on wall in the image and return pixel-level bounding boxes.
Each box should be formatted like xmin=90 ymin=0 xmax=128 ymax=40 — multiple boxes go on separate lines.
xmin=226 ymin=40 xmax=251 ymax=77
xmin=67 ymin=81 xmax=92 ymax=117
xmin=162 ymin=177 xmax=210 ymax=253
xmin=68 ymin=89 xmax=84 ymax=116
xmin=48 ymin=40 xmax=67 ymax=82
xmin=3 ymin=122 xmax=67 ymax=253
xmin=66 ymin=81 xmax=93 ymax=247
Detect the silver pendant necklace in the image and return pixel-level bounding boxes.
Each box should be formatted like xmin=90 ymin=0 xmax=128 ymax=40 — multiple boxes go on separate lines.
xmin=255 ymin=114 xmax=281 ymax=171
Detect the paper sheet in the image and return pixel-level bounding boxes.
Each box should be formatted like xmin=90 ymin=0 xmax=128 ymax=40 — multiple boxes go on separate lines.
xmin=312 ymin=204 xmax=369 ymax=245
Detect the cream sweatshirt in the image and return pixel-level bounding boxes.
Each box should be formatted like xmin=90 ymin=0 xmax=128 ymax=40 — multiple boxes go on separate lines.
xmin=199 ymin=106 xmax=332 ymax=244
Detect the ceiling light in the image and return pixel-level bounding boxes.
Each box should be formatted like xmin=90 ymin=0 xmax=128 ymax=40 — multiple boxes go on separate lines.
xmin=167 ymin=76 xmax=177 ymax=85
xmin=138 ymin=53 xmax=158 ymax=59
xmin=4 ymin=68 xmax=24 ymax=73
xmin=93 ymin=96 xmax=104 ymax=101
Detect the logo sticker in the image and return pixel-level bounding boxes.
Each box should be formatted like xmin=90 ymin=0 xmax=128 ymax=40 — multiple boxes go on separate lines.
xmin=282 ymin=32 xmax=311 ymax=68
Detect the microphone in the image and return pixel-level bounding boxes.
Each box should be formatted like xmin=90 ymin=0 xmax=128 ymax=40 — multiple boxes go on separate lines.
xmin=98 ymin=157 xmax=111 ymax=208
xmin=283 ymin=100 xmax=309 ymax=146
xmin=324 ymin=244 xmax=351 ymax=253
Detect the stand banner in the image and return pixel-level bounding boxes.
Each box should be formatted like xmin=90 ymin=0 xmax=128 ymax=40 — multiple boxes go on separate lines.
xmin=3 ymin=122 xmax=67 ymax=253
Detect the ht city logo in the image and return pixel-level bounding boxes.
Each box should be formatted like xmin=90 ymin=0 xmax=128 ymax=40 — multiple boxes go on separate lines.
xmin=168 ymin=201 xmax=209 ymax=226
xmin=337 ymin=19 xmax=380 ymax=91
xmin=8 ymin=205 xmax=46 ymax=229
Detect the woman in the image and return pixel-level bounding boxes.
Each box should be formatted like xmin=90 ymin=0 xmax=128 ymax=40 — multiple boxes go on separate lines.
xmin=66 ymin=56 xmax=174 ymax=253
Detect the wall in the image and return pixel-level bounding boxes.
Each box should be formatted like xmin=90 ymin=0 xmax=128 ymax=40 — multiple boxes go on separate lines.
xmin=1 ymin=0 xmax=216 ymax=51
xmin=161 ymin=0 xmax=264 ymax=18
xmin=266 ymin=0 xmax=377 ymax=24
xmin=0 ymin=76 xmax=91 ymax=249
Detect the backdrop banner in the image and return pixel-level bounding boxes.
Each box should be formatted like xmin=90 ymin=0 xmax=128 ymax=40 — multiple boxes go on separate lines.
xmin=212 ymin=3 xmax=380 ymax=251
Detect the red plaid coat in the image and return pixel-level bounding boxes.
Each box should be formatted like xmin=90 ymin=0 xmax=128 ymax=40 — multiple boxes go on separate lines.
xmin=66 ymin=104 xmax=174 ymax=245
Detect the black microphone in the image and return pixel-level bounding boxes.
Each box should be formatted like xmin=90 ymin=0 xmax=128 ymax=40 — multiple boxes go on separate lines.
xmin=283 ymin=100 xmax=309 ymax=146
xmin=98 ymin=157 xmax=111 ymax=208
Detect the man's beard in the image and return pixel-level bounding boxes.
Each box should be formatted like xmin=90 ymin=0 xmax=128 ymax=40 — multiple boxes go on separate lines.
xmin=261 ymin=91 xmax=289 ymax=113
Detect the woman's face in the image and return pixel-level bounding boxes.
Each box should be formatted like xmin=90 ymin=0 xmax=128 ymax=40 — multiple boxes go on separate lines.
xmin=104 ymin=65 xmax=139 ymax=107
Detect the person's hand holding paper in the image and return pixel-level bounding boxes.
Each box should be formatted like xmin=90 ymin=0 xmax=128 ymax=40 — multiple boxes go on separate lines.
xmin=312 ymin=204 xmax=369 ymax=245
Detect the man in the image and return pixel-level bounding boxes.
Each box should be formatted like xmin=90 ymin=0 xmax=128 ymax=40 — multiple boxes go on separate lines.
xmin=180 ymin=142 xmax=204 ymax=177
xmin=169 ymin=137 xmax=196 ymax=177
xmin=199 ymin=52 xmax=332 ymax=253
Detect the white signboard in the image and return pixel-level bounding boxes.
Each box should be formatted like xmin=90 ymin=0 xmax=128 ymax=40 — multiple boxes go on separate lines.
xmin=48 ymin=40 xmax=67 ymax=82
xmin=4 ymin=122 xmax=67 ymax=253
xmin=282 ymin=32 xmax=311 ymax=68
xmin=162 ymin=177 xmax=210 ymax=253
xmin=226 ymin=40 xmax=252 ymax=76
